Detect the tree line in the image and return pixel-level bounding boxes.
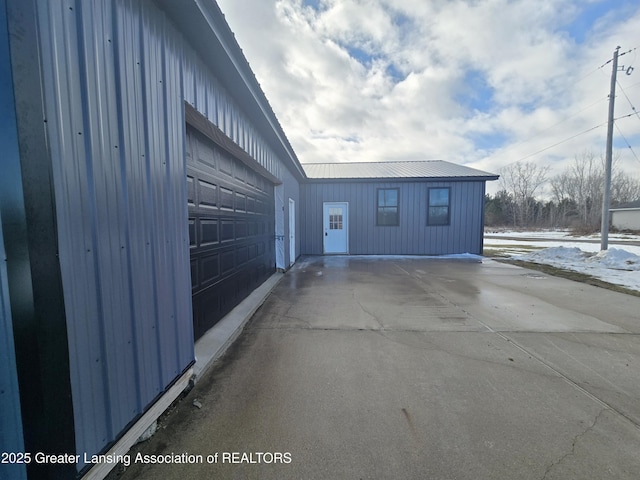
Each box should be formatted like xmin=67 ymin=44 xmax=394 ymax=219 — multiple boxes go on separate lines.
xmin=485 ymin=150 xmax=640 ymax=231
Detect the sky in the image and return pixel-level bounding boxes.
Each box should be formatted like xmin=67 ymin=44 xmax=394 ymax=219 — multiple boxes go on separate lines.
xmin=215 ymin=0 xmax=640 ymax=195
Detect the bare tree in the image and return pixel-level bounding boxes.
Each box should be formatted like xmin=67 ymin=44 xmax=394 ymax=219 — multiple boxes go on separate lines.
xmin=611 ymin=169 xmax=640 ymax=205
xmin=499 ymin=161 xmax=550 ymax=227
xmin=566 ymin=150 xmax=603 ymax=228
xmin=549 ymin=149 xmax=640 ymax=229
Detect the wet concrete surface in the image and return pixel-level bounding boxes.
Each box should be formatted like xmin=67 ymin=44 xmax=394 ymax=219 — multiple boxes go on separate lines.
xmin=113 ymin=256 xmax=640 ymax=480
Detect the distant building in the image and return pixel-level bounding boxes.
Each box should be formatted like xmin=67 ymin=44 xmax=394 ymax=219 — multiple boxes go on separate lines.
xmin=302 ymin=161 xmax=498 ymax=255
xmin=611 ymin=201 xmax=640 ymax=231
xmin=0 ymin=1 xmax=497 ymax=479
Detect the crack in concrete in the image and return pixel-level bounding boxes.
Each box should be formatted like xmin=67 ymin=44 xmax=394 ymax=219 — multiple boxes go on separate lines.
xmin=541 ymin=409 xmax=607 ymax=480
xmin=356 ymin=299 xmax=386 ymax=330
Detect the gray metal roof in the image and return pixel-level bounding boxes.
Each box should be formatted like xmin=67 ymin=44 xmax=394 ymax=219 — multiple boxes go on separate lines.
xmin=303 ymin=161 xmax=499 ymax=180
xmin=611 ymin=200 xmax=640 ymax=210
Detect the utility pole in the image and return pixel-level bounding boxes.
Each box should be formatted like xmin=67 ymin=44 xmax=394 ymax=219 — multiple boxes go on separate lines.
xmin=600 ymin=46 xmax=620 ymax=251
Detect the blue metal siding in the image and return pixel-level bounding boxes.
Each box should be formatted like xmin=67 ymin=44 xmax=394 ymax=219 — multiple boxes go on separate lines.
xmin=0 ymin=222 xmax=26 ymax=480
xmin=281 ymin=166 xmax=301 ymax=265
xmin=36 ymin=0 xmax=194 ymax=463
xmin=301 ymin=181 xmax=486 ymax=255
xmin=182 ymin=48 xmax=283 ymax=181
xmin=0 ymin=3 xmax=27 ymax=469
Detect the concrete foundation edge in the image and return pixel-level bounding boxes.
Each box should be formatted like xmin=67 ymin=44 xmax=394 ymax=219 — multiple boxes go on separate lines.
xmin=82 ymin=367 xmax=193 ymax=480
xmin=192 ymin=271 xmax=284 ymax=382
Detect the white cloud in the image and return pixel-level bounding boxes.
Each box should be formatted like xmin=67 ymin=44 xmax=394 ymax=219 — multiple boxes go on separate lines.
xmin=216 ymin=0 xmax=640 ymax=193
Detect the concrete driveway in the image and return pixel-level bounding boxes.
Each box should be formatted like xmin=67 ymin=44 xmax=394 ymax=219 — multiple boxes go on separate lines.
xmin=116 ymin=256 xmax=640 ymax=480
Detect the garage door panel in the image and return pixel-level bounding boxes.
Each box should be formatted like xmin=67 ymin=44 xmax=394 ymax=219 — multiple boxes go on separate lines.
xmin=200 ymin=253 xmax=220 ymax=286
xmin=187 ymin=126 xmax=274 ymax=340
xmin=200 ymin=219 xmax=219 ymax=245
xmin=198 ymin=179 xmax=218 ymax=208
xmin=187 ymin=176 xmax=196 ymax=205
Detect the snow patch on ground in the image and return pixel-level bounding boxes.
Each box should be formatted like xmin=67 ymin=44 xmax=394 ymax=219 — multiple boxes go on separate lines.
xmin=485 ymin=231 xmax=640 ymax=291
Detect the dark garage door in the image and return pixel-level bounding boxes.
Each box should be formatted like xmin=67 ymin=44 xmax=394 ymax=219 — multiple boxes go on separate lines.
xmin=186 ymin=126 xmax=275 ymax=340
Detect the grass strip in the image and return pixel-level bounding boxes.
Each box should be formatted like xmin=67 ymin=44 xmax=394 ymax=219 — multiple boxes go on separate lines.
xmin=495 ymin=258 xmax=640 ymax=298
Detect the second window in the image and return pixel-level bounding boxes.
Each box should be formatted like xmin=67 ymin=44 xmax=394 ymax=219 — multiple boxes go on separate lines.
xmin=377 ymin=188 xmax=399 ymax=226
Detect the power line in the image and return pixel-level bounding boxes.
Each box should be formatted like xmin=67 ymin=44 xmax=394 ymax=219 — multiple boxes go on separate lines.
xmin=614 ymin=122 xmax=640 ymax=163
xmin=616 ymin=80 xmax=640 ymax=123
xmin=492 ymin=96 xmax=608 ymax=158
xmin=492 ymin=51 xmax=638 ymax=171
xmin=512 ymin=122 xmax=607 ymax=163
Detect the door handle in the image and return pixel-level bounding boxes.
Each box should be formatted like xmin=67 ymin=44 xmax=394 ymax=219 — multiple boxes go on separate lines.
xmin=325 ymin=232 xmax=328 ymax=236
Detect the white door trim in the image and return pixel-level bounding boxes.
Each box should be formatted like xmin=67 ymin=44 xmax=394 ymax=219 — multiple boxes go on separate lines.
xmin=323 ymin=202 xmax=349 ymax=254
xmin=289 ymin=198 xmax=296 ymax=265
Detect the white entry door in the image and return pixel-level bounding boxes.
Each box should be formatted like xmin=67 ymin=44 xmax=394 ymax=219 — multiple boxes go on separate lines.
xmin=289 ymin=198 xmax=296 ymax=265
xmin=323 ymin=202 xmax=348 ymax=254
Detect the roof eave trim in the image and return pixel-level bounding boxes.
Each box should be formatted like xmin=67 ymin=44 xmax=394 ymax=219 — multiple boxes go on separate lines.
xmin=304 ymin=175 xmax=500 ymax=183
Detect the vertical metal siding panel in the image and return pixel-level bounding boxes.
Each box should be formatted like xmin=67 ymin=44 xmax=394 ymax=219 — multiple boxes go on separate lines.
xmin=454 ymin=183 xmax=463 ymax=253
xmin=388 ymin=182 xmax=395 ymax=254
xmin=409 ymin=183 xmax=419 ymax=254
xmin=363 ymin=185 xmax=376 ymax=254
xmin=469 ymin=183 xmax=478 ymax=252
xmin=299 ymin=184 xmax=306 ymax=253
xmin=372 ymin=183 xmax=380 ymax=254
xmin=458 ymin=184 xmax=467 ymax=252
xmin=466 ymin=183 xmax=474 ymax=252
xmin=81 ymin=0 xmax=140 ymax=445
xmin=350 ymin=184 xmax=356 ymax=253
xmin=390 ymin=182 xmax=400 ymax=254
xmin=313 ymin=184 xmax=322 ymax=254
xmin=418 ymin=183 xmax=426 ymax=254
xmin=37 ymin=0 xmax=111 ymax=457
xmin=409 ymin=183 xmax=416 ymax=254
xmin=167 ymin=28 xmax=192 ymax=379
xmin=282 ymin=167 xmax=300 ymax=264
xmin=467 ymin=183 xmax=477 ymax=252
xmin=195 ymin=57 xmax=206 ymax=112
xmin=141 ymin=3 xmax=167 ymax=396
xmin=310 ymin=184 xmax=317 ymax=254
xmin=371 ymin=184 xmax=377 ymax=254
xmin=372 ymin=183 xmax=381 ymax=254
xmin=319 ymin=184 xmax=325 ymax=254
xmin=452 ymin=182 xmax=461 ymax=253
xmin=115 ymin=0 xmax=157 ymax=415
xmin=314 ymin=184 xmax=322 ymax=254
xmin=351 ymin=184 xmax=359 ymax=254
xmin=0 ymin=4 xmax=26 ymax=470
xmin=439 ymin=182 xmax=448 ymax=253
xmin=0 ymin=222 xmax=27 ymax=480
xmin=143 ymin=3 xmax=177 ymax=390
xmin=206 ymin=78 xmax=216 ymax=127
xmin=468 ymin=182 xmax=483 ymax=254
xmin=478 ymin=182 xmax=486 ymax=254
xmin=457 ymin=182 xmax=473 ymax=253
xmin=416 ymin=183 xmax=422 ymax=254
xmin=215 ymin=83 xmax=224 ymax=128
xmin=307 ymin=185 xmax=315 ymax=254
xmin=459 ymin=183 xmax=471 ymax=253
xmin=401 ymin=183 xmax=409 ymax=254
xmin=182 ymin=48 xmax=194 ymax=105
xmin=359 ymin=185 xmax=366 ymax=254
xmin=302 ymin=184 xmax=313 ymax=254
